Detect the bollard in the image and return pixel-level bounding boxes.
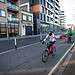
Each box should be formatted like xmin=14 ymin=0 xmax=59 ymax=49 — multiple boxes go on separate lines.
xmin=14 ymin=38 xmax=17 ymax=50
xmin=40 ymin=32 xmax=42 ymax=41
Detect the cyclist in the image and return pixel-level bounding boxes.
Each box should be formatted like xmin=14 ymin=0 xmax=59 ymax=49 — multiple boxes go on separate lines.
xmin=42 ymin=31 xmax=56 ymax=56
xmin=67 ymin=28 xmax=72 ymax=43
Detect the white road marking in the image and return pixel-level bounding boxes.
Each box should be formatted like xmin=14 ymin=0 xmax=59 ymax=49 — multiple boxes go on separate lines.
xmin=18 ymin=42 xmax=40 ymax=49
xmin=0 ymin=42 xmax=40 ymax=55
xmin=48 ymin=43 xmax=75 ymax=75
xmin=55 ymin=46 xmax=75 ymax=75
xmin=0 ymin=49 xmax=15 ymax=55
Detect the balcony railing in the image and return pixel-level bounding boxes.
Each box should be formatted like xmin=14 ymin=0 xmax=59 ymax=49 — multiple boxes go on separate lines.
xmin=7 ymin=17 xmax=19 ymax=23
xmin=7 ymin=2 xmax=19 ymax=11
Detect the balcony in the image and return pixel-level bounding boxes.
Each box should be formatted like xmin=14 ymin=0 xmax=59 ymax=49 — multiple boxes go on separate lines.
xmin=7 ymin=0 xmax=18 ymax=3
xmin=7 ymin=2 xmax=19 ymax=12
xmin=7 ymin=17 xmax=19 ymax=23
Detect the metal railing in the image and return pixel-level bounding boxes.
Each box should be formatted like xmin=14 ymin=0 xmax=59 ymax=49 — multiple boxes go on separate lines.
xmin=48 ymin=43 xmax=75 ymax=75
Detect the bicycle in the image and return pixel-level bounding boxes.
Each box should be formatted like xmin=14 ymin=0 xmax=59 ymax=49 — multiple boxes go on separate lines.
xmin=42 ymin=42 xmax=56 ymax=63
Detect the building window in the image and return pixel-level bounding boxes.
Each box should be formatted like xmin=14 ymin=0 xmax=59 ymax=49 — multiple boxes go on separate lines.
xmin=47 ymin=3 xmax=51 ymax=9
xmin=22 ymin=5 xmax=28 ymax=11
xmin=40 ymin=0 xmax=42 ymax=4
xmin=48 ymin=10 xmax=50 ymax=15
xmin=56 ymin=0 xmax=59 ymax=2
xmin=22 ymin=14 xmax=27 ymax=21
xmin=55 ymin=16 xmax=58 ymax=19
xmin=40 ymin=0 xmax=45 ymax=5
xmin=51 ymin=18 xmax=53 ymax=21
xmin=0 ymin=9 xmax=6 ymax=17
xmin=51 ymin=0 xmax=54 ymax=3
xmin=45 ymin=8 xmax=47 ymax=14
xmin=55 ymin=21 xmax=58 ymax=23
xmin=47 ymin=2 xmax=49 ymax=8
xmin=42 ymin=6 xmax=44 ymax=13
xmin=40 ymin=13 xmax=42 ymax=20
xmin=0 ymin=0 xmax=5 ymax=3
xmin=44 ymin=14 xmax=45 ymax=21
xmin=30 ymin=0 xmax=38 ymax=4
xmin=42 ymin=0 xmax=45 ymax=6
xmin=28 ymin=16 xmax=32 ymax=21
xmin=51 ymin=5 xmax=53 ymax=9
xmin=48 ymin=0 xmax=51 ymax=2
xmin=47 ymin=16 xmax=49 ymax=21
xmin=51 ymin=11 xmax=53 ymax=15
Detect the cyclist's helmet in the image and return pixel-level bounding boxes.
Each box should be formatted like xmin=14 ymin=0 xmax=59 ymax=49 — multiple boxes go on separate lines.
xmin=49 ymin=31 xmax=53 ymax=36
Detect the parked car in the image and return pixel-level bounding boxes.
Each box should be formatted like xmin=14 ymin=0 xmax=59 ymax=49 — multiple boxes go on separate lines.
xmin=60 ymin=33 xmax=66 ymax=39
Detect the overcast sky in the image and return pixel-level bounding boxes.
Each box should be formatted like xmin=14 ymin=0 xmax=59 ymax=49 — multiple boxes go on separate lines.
xmin=59 ymin=0 xmax=75 ymax=25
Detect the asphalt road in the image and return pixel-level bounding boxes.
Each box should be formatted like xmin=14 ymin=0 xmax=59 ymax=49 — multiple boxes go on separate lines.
xmin=0 ymin=39 xmax=72 ymax=72
xmin=0 ymin=35 xmax=75 ymax=75
xmin=0 ymin=35 xmax=45 ymax=53
xmin=0 ymin=34 xmax=61 ymax=53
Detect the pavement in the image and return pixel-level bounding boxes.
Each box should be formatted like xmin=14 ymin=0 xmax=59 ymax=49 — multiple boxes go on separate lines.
xmin=61 ymin=35 xmax=75 ymax=75
xmin=62 ymin=46 xmax=75 ymax=75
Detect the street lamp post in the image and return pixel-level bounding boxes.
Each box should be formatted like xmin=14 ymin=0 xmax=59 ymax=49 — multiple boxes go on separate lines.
xmin=39 ymin=13 xmax=42 ymax=41
xmin=37 ymin=13 xmax=42 ymax=41
xmin=40 ymin=25 xmax=42 ymax=41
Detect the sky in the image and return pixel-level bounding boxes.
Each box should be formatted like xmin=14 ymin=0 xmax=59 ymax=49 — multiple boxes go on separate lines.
xmin=59 ymin=0 xmax=75 ymax=26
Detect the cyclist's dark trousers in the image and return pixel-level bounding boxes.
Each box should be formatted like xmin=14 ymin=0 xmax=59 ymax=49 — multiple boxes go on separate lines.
xmin=67 ymin=36 xmax=71 ymax=43
xmin=47 ymin=41 xmax=55 ymax=55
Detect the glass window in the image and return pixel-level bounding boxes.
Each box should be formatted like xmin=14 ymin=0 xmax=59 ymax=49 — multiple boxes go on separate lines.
xmin=48 ymin=10 xmax=50 ymax=15
xmin=47 ymin=16 xmax=49 ymax=21
xmin=50 ymin=5 xmax=52 ymax=8
xmin=0 ymin=9 xmax=5 ymax=17
xmin=8 ymin=2 xmax=11 ymax=7
xmin=0 ymin=0 xmax=5 ymax=3
xmin=40 ymin=13 xmax=42 ymax=20
xmin=51 ymin=12 xmax=53 ymax=15
xmin=51 ymin=18 xmax=53 ymax=21
xmin=51 ymin=0 xmax=53 ymax=3
xmin=43 ymin=0 xmax=45 ymax=6
xmin=44 ymin=14 xmax=45 ymax=21
xmin=55 ymin=21 xmax=57 ymax=23
xmin=45 ymin=8 xmax=47 ymax=14
xmin=28 ymin=16 xmax=32 ymax=21
xmin=22 ymin=14 xmax=27 ymax=21
xmin=42 ymin=6 xmax=44 ymax=13
xmin=48 ymin=0 xmax=51 ymax=2
xmin=42 ymin=0 xmax=45 ymax=5
xmin=40 ymin=0 xmax=42 ymax=4
xmin=47 ymin=2 xmax=49 ymax=8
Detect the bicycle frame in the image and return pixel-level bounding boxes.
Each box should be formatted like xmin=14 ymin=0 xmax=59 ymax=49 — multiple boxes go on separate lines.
xmin=42 ymin=42 xmax=56 ymax=63
xmin=47 ymin=44 xmax=56 ymax=56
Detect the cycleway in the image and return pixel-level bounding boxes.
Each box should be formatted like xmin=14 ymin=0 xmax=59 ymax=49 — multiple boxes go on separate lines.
xmin=0 ymin=35 xmax=75 ymax=75
xmin=62 ymin=46 xmax=75 ymax=75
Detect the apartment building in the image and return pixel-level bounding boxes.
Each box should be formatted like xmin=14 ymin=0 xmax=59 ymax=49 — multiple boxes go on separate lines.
xmin=0 ymin=0 xmax=33 ymax=37
xmin=0 ymin=0 xmax=19 ymax=38
xmin=30 ymin=0 xmax=60 ymax=34
xmin=53 ymin=0 xmax=60 ymax=31
xmin=19 ymin=0 xmax=33 ymax=36
xmin=0 ymin=0 xmax=61 ymax=37
xmin=59 ymin=10 xmax=65 ymax=29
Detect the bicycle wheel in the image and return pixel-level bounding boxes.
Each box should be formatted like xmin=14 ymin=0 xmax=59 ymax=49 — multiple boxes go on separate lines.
xmin=42 ymin=50 xmax=48 ymax=63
